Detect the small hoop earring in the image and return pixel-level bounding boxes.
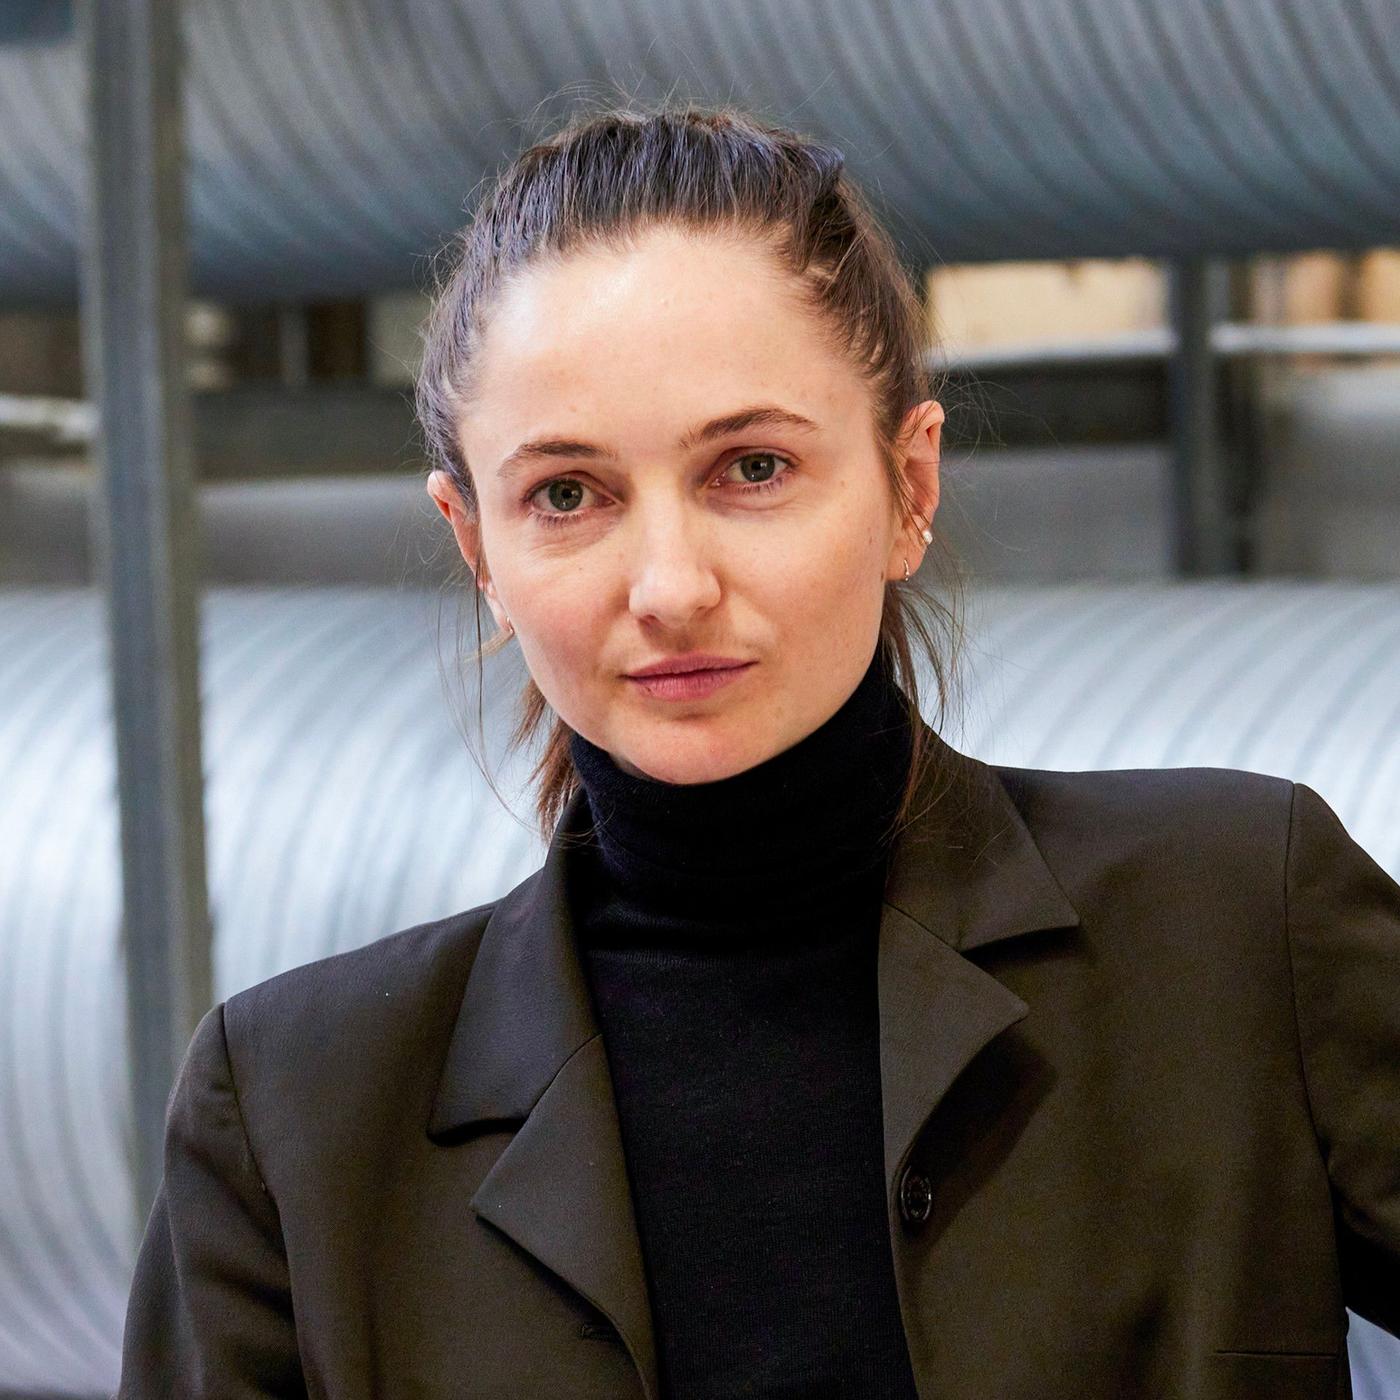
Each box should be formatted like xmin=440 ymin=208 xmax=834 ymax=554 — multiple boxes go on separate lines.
xmin=902 ymin=557 xmax=910 ymax=582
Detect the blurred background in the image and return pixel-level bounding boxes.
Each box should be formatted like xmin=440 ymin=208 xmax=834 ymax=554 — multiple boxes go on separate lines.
xmin=1 ymin=1 xmax=1398 ymax=1395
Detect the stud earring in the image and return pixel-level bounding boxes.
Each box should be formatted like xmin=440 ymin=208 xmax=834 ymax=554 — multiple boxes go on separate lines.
xmin=920 ymin=525 xmax=933 ymax=543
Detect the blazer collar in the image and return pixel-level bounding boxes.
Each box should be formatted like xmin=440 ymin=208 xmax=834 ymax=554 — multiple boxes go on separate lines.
xmin=872 ymin=725 xmax=1081 ymax=1185
xmin=427 ymin=721 xmax=1080 ymax=1400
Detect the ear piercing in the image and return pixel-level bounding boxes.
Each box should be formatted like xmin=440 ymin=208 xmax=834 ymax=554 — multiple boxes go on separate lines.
xmin=474 ymin=576 xmax=514 ymax=637
xmin=902 ymin=518 xmax=934 ymax=582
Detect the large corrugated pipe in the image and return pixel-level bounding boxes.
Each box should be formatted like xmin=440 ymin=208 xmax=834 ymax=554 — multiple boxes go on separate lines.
xmin=0 ymin=1 xmax=70 ymax=45
xmin=0 ymin=581 xmax=1398 ymax=1393
xmin=2 ymin=0 xmax=1400 ymax=308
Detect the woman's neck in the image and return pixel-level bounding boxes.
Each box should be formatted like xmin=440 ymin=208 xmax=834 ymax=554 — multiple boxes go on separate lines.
xmin=566 ymin=645 xmax=914 ymax=932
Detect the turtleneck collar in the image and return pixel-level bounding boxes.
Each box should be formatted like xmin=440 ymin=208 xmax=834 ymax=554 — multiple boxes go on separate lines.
xmin=566 ymin=644 xmax=914 ymax=926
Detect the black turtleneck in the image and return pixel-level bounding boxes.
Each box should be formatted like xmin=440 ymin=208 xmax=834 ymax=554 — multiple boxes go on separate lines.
xmin=567 ymin=645 xmax=921 ymax=1400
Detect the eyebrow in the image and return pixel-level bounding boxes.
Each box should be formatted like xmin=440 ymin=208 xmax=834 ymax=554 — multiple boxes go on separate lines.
xmin=495 ymin=404 xmax=821 ymax=479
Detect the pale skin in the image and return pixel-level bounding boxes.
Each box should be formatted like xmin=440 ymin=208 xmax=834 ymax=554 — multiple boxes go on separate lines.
xmin=427 ymin=224 xmax=942 ymax=785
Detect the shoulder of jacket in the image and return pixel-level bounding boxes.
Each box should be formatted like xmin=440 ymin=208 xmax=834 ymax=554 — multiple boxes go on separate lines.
xmin=992 ymin=761 xmax=1296 ymax=873
xmin=219 ymin=899 xmax=499 ymax=1071
xmin=994 ymin=759 xmax=1293 ymax=814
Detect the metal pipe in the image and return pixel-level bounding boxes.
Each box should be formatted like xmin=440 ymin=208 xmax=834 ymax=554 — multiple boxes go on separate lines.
xmin=1166 ymin=259 xmax=1237 ymax=575
xmin=5 ymin=0 xmax=1400 ymax=307
xmin=76 ymin=0 xmax=213 ymax=1234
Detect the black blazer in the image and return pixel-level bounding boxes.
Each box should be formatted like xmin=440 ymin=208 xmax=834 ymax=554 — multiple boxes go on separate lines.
xmin=117 ymin=723 xmax=1400 ymax=1399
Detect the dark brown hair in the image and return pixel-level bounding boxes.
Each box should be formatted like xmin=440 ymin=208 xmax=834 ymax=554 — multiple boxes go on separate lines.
xmin=415 ymin=98 xmax=971 ymax=843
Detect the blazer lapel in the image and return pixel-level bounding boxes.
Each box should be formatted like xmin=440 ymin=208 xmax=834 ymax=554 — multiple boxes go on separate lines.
xmin=425 ymin=720 xmax=1079 ymax=1400
xmin=425 ymin=785 xmax=661 ymax=1399
xmin=877 ymin=723 xmax=1081 ymax=1191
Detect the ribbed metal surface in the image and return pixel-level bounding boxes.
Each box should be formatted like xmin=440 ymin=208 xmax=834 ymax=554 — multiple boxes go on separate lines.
xmin=0 ymin=0 xmax=71 ymax=46
xmin=0 ymin=582 xmax=1397 ymax=1394
xmin=3 ymin=0 xmax=1400 ymax=307
xmin=955 ymin=581 xmax=1400 ymax=874
xmin=0 ymin=586 xmax=540 ymax=1395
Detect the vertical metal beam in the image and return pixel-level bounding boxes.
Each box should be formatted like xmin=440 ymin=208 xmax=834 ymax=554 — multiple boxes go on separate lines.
xmin=1166 ymin=258 xmax=1237 ymax=575
xmin=277 ymin=305 xmax=311 ymax=388
xmin=77 ymin=0 xmax=213 ymax=1231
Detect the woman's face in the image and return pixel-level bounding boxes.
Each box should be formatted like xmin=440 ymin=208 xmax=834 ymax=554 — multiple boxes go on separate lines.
xmin=428 ymin=225 xmax=942 ymax=784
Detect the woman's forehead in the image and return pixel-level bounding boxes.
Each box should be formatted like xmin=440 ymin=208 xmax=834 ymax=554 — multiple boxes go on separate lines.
xmin=463 ymin=245 xmax=860 ymax=460
xmin=482 ymin=230 xmax=817 ymax=361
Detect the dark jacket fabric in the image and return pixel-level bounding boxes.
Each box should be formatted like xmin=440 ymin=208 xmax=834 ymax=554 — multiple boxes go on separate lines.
xmin=116 ymin=722 xmax=1400 ymax=1400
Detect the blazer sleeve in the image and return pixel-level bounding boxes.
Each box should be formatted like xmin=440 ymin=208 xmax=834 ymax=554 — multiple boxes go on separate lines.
xmin=1284 ymin=780 xmax=1400 ymax=1338
xmin=117 ymin=1000 xmax=307 ymax=1398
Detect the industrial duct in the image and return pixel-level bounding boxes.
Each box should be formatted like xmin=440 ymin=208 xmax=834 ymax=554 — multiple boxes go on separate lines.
xmin=1 ymin=581 xmax=1398 ymax=1394
xmin=2 ymin=0 xmax=1400 ymax=307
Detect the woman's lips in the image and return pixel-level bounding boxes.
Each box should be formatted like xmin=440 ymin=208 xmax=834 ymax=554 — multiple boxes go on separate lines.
xmin=625 ymin=662 xmax=755 ymax=701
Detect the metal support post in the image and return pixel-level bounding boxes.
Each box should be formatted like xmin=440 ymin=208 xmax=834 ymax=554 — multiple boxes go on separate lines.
xmin=77 ymin=0 xmax=214 ymax=1231
xmin=1166 ymin=258 xmax=1238 ymax=575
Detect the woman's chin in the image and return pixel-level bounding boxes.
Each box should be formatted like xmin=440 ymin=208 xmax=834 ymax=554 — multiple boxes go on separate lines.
xmin=613 ymin=730 xmax=759 ymax=786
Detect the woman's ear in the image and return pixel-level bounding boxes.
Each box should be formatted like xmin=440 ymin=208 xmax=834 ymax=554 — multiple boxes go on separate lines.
xmin=903 ymin=399 xmax=943 ymax=524
xmin=426 ymin=470 xmax=482 ymax=573
xmin=425 ymin=471 xmax=511 ymax=631
xmin=886 ymin=400 xmax=943 ymax=581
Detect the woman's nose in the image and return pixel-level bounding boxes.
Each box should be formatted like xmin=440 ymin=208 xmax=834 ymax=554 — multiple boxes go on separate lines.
xmin=626 ymin=515 xmax=722 ymax=629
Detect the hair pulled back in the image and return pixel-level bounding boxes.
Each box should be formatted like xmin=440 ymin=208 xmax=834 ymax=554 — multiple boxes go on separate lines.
xmin=415 ymin=98 xmax=970 ymax=840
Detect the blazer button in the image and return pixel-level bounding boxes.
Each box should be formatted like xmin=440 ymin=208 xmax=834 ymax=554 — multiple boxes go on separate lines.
xmin=899 ymin=1168 xmax=933 ymax=1226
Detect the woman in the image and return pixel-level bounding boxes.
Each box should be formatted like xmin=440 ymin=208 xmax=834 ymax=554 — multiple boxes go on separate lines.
xmin=118 ymin=102 xmax=1399 ymax=1399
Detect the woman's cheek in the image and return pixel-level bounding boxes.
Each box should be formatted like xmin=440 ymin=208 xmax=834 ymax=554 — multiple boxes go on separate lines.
xmin=796 ymin=521 xmax=877 ymax=603
xmin=523 ymin=562 xmax=607 ymax=661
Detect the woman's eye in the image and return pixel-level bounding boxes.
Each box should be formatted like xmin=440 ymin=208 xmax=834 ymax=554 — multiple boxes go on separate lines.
xmin=526 ymin=478 xmax=595 ymax=524
xmin=716 ymin=453 xmax=795 ymax=492
xmin=719 ymin=452 xmax=793 ymax=491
